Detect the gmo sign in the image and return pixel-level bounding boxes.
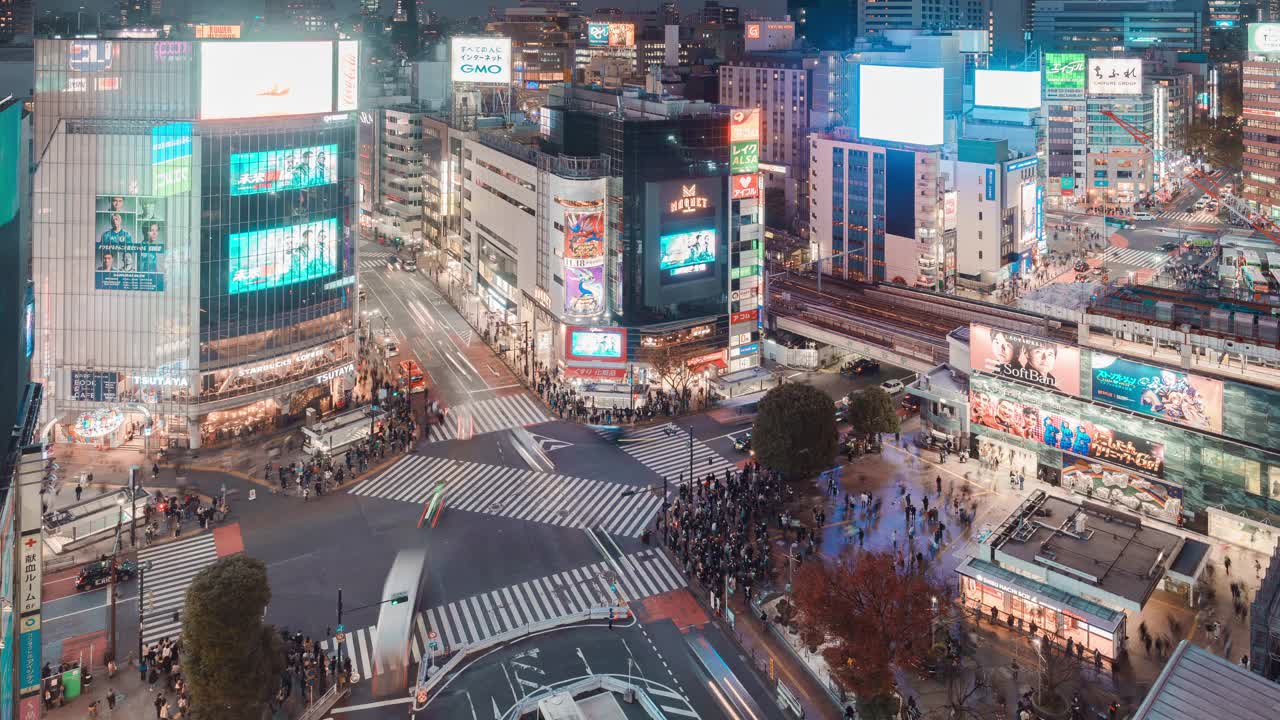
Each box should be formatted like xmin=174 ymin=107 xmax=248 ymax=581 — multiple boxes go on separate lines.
xmin=451 ymin=37 xmax=512 ymax=85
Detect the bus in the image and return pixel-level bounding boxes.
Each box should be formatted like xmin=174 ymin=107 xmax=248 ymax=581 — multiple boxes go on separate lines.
xmin=398 ymin=359 xmax=427 ymax=394
xmin=371 ymin=548 xmax=427 ymax=698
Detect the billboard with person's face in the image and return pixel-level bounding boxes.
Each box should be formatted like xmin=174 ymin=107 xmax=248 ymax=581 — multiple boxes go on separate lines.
xmin=227 ymin=217 xmax=339 ymax=294
xmin=94 ymin=195 xmax=166 ymax=291
xmin=230 ymin=144 xmax=338 ymax=196
xmin=969 ymin=324 xmax=1081 ymax=396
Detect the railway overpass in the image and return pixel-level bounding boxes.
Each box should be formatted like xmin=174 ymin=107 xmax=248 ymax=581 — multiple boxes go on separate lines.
xmin=766 ymin=273 xmax=1072 ymax=373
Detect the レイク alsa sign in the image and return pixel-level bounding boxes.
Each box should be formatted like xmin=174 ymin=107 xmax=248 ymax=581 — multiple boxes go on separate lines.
xmin=451 ymin=37 xmax=512 ymax=85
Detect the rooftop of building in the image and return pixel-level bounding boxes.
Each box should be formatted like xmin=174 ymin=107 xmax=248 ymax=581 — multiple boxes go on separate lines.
xmin=722 ymin=50 xmax=823 ymax=68
xmin=547 ymin=83 xmax=729 ymax=120
xmin=1132 ymin=641 xmax=1280 ymax=720
xmin=991 ymin=491 xmax=1183 ymax=610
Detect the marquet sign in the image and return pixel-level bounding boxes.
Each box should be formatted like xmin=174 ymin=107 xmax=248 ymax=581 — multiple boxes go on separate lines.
xmin=668 ymin=184 xmax=711 ymax=215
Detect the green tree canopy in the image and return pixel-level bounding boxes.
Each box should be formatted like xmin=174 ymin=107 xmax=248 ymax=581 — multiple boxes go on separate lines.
xmin=182 ymin=555 xmax=284 ymax=720
xmin=846 ymin=387 xmax=901 ymax=438
xmin=751 ymin=382 xmax=839 ymax=480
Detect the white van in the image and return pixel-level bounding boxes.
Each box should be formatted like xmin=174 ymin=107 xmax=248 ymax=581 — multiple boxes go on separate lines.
xmin=1132 ymin=211 xmax=1155 ymax=221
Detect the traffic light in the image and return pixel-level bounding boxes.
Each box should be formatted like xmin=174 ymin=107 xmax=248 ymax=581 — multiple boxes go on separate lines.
xmin=389 ymin=592 xmax=408 ymax=606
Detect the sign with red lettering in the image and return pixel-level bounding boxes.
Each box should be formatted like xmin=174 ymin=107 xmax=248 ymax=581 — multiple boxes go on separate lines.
xmin=731 ymin=309 xmax=758 ymax=325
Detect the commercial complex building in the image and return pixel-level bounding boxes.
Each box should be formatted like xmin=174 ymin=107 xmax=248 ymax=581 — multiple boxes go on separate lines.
xmin=1251 ymin=549 xmax=1280 ymax=681
xmin=32 ymin=39 xmax=362 ymax=449
xmin=952 ymin=139 xmax=1041 ymax=289
xmin=858 ymin=0 xmax=987 ymax=39
xmin=425 ymin=85 xmax=764 ymax=396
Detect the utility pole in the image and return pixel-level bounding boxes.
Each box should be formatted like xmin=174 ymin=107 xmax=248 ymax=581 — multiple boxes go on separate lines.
xmin=128 ymin=465 xmax=138 ymax=548
xmin=686 ymin=425 xmax=694 ymax=483
xmin=108 ymin=494 xmax=124 ymax=661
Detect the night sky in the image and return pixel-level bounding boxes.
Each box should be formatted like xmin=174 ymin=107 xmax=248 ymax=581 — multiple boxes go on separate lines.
xmin=46 ymin=0 xmax=789 ymax=22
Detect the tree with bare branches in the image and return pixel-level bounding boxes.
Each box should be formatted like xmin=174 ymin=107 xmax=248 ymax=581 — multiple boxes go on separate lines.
xmin=651 ymin=345 xmax=701 ymax=412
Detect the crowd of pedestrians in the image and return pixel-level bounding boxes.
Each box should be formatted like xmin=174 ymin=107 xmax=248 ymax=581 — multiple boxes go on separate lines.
xmin=138 ymin=638 xmax=187 ymax=719
xmin=658 ymin=463 xmax=789 ymax=610
xmin=533 ymin=365 xmax=702 ymax=425
xmin=274 ymin=631 xmax=351 ymax=713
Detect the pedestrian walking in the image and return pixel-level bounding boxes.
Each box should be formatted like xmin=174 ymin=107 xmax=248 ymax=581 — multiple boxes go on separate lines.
xmin=936 ymin=475 xmax=942 ymax=495
xmin=107 ymin=689 xmax=117 ymax=710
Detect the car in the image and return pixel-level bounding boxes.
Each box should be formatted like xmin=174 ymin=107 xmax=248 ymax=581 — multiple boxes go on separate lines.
xmin=385 ymin=255 xmax=400 ymax=270
xmin=732 ymin=432 xmax=752 ymax=453
xmin=381 ymin=336 xmax=400 ymax=358
xmin=1158 ymin=241 xmax=1180 ymax=252
xmin=880 ymin=379 xmax=905 ymax=395
xmin=900 ymin=395 xmax=922 ymax=412
xmin=1073 ymin=260 xmax=1090 ymax=273
xmin=75 ymin=559 xmax=136 ymax=592
xmin=402 ymin=257 xmax=418 ymax=272
xmin=358 ymin=284 xmax=368 ymax=301
xmin=1132 ymin=211 xmax=1155 ymax=221
xmin=398 ymin=359 xmax=427 ymax=393
xmin=853 ymin=358 xmax=881 ymax=374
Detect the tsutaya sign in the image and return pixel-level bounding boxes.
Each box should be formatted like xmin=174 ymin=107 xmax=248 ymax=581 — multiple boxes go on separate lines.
xmin=668 ymin=184 xmax=710 ymax=215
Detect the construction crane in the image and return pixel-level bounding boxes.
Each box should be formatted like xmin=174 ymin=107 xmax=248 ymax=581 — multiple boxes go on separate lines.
xmin=1100 ymin=109 xmax=1280 ymax=247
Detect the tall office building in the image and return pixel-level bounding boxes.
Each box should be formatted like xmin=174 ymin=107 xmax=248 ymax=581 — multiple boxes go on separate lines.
xmin=1031 ymin=0 xmax=1206 ymax=54
xmin=0 ymin=96 xmax=30 ymax=440
xmin=859 ymin=0 xmax=986 ymax=37
xmin=0 ymin=0 xmax=33 ymax=43
xmin=1243 ymin=61 xmax=1280 ymax=221
xmin=788 ymin=0 xmax=855 ymax=51
xmin=32 ymin=39 xmax=361 ymax=449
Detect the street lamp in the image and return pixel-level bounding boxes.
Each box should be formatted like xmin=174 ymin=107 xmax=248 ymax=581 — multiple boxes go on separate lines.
xmin=108 ymin=494 xmax=124 ymax=662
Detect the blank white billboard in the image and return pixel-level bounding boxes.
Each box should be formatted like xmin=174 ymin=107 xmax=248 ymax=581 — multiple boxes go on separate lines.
xmin=859 ymin=65 xmax=944 ymax=146
xmin=975 ymin=69 xmax=1042 ymax=109
xmin=200 ymin=42 xmax=334 ymax=120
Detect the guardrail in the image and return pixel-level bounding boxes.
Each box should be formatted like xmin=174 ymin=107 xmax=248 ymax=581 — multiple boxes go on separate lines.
xmin=298 ymin=682 xmax=349 ymax=720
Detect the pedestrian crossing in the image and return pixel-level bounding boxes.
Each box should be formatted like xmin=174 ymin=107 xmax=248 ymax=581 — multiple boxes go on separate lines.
xmin=1157 ymin=210 xmax=1220 ymax=225
xmin=350 ymin=455 xmax=662 ymax=537
xmin=1101 ymin=246 xmax=1169 ymax=269
xmin=611 ymin=423 xmax=739 ymax=483
xmin=137 ymin=534 xmax=220 ymax=646
xmin=429 ymin=393 xmax=552 ymax=441
xmin=358 ymin=258 xmax=386 ymax=271
xmin=320 ymin=548 xmax=685 ymax=681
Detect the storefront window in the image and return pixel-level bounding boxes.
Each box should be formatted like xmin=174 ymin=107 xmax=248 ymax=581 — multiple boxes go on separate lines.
xmin=1270 ymin=466 xmax=1280 ymax=501
xmin=1245 ymin=458 xmax=1262 ymax=496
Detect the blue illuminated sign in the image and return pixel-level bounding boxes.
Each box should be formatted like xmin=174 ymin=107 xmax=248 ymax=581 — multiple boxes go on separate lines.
xmin=1006 ymin=157 xmax=1039 ymax=172
xmin=985 ymin=169 xmax=996 ymax=201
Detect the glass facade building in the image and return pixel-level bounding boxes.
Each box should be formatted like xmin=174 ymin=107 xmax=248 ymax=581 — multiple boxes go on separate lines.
xmin=32 ymin=39 xmax=359 ymax=449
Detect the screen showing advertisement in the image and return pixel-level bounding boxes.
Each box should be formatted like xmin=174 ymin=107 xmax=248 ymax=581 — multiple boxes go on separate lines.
xmin=1061 ymin=457 xmax=1183 ymax=525
xmin=451 ymin=37 xmax=512 ymax=84
xmin=229 ymin=144 xmax=338 ymax=196
xmin=563 ymin=210 xmax=605 ymax=266
xmin=564 ymin=265 xmax=605 ymax=316
xmin=227 ymin=218 xmax=339 ymax=294
xmin=974 ymin=69 xmax=1041 ymax=109
xmin=1019 ymin=181 xmax=1037 ymax=250
xmin=337 ymin=41 xmax=360 ymax=112
xmin=69 ymin=41 xmax=114 ymax=72
xmin=151 ymin=123 xmax=192 ymax=197
xmin=569 ymin=328 xmax=625 ymax=360
xmin=859 ymin=65 xmax=943 ymax=146
xmin=943 ymin=191 xmax=957 ymax=231
xmin=94 ymin=195 xmax=166 ymax=292
xmin=199 ymin=41 xmax=335 ymax=120
xmin=660 ymin=229 xmax=716 ymax=272
xmin=1087 ymin=58 xmax=1142 ymax=95
xmin=1044 ymin=53 xmax=1086 ymax=90
xmin=969 ymin=390 xmax=1166 ymax=477
xmin=587 ymin=23 xmax=636 ymax=47
xmin=1090 ymin=354 xmax=1224 ymax=433
xmin=969 ymin=324 xmax=1081 ymax=396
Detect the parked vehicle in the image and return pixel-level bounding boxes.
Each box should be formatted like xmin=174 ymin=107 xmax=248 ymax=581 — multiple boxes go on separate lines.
xmin=76 ymin=559 xmax=137 ymax=591
xmin=853 ymin=358 xmax=881 ymax=375
xmin=880 ymin=379 xmax=905 ymax=395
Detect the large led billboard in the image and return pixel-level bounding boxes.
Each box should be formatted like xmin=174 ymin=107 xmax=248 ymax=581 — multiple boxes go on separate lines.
xmin=451 ymin=37 xmax=512 ymax=85
xmin=659 ymin=229 xmax=716 ymax=272
xmin=564 ymin=265 xmax=605 ymax=315
xmin=1087 ymin=58 xmax=1142 ymax=95
xmin=859 ymin=65 xmax=943 ymax=146
xmin=94 ymin=195 xmax=166 ymax=292
xmin=151 ymin=123 xmax=192 ymax=197
xmin=587 ymin=22 xmax=636 ymax=47
xmin=230 ymin=144 xmax=338 ymax=196
xmin=969 ymin=324 xmax=1081 ymax=396
xmin=1044 ymin=53 xmax=1086 ymax=90
xmin=563 ymin=210 xmax=605 ymax=266
xmin=566 ymin=327 xmax=626 ymax=361
xmin=228 ymin=218 xmax=339 ymax=294
xmin=200 ymin=42 xmax=335 ymax=120
xmin=969 ymin=390 xmax=1166 ymax=477
xmin=1090 ymin=354 xmax=1224 ymax=433
xmin=974 ymin=70 xmax=1041 ymax=109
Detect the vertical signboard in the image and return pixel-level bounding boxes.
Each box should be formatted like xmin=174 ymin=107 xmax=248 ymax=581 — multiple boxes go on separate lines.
xmin=729 ymin=109 xmax=760 ymax=174
xmin=984 ymin=169 xmax=996 ymax=201
xmin=151 ymin=122 xmax=192 ymax=197
xmin=337 ymin=41 xmax=360 ymax=112
xmin=560 ymin=199 xmax=607 ymax=318
xmin=94 ymin=195 xmax=166 ymax=292
xmin=16 ymin=448 xmax=45 ymax=720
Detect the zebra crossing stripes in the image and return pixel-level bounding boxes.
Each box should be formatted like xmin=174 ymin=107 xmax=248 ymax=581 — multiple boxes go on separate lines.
xmin=358 ymin=258 xmax=386 ymax=271
xmin=1101 ymin=246 xmax=1169 ymax=269
xmin=1157 ymin=210 xmax=1220 ymax=225
xmin=320 ymin=548 xmax=686 ymax=680
xmin=137 ymin=534 xmax=220 ymax=646
xmin=350 ymin=455 xmax=662 ymax=537
xmin=613 ymin=423 xmax=739 ymax=482
xmin=430 ymin=393 xmax=552 ymax=441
